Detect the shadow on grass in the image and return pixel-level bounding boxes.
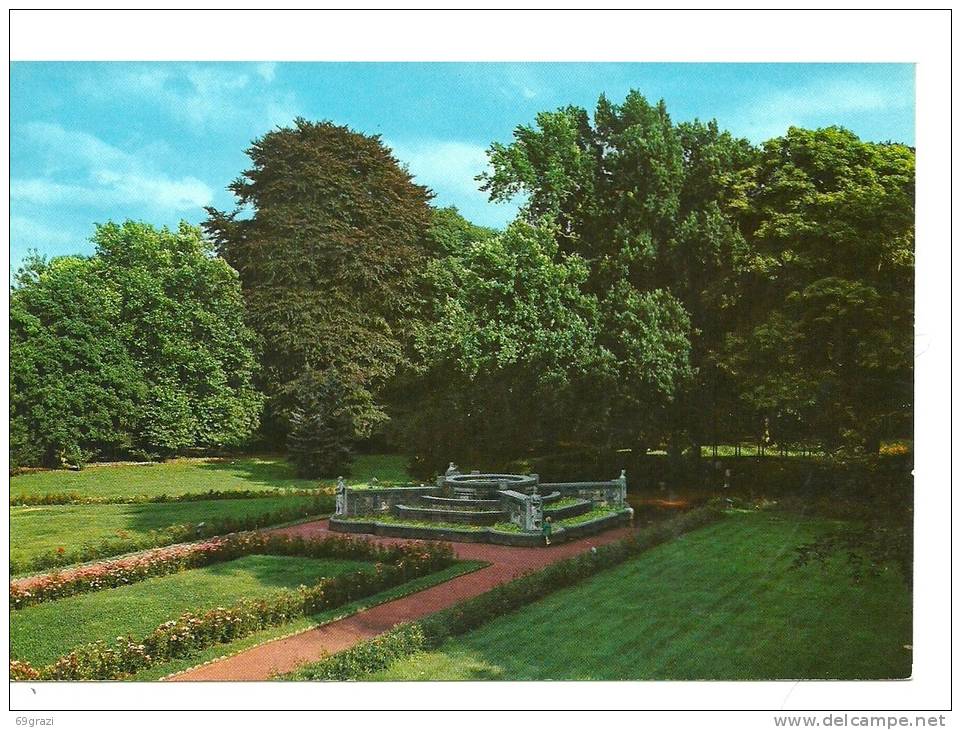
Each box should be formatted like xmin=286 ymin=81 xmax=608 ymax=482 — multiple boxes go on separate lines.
xmin=198 ymin=454 xmax=413 ymax=490
xmin=197 ymin=456 xmax=318 ymax=490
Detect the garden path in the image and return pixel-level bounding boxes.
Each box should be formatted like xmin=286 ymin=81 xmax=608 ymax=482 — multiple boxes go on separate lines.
xmin=163 ymin=519 xmax=634 ymax=681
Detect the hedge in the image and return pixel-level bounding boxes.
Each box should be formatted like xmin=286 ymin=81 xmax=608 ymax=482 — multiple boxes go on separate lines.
xmin=10 ymin=540 xmax=455 ymax=681
xmin=12 ymin=494 xmax=334 ymax=576
xmin=519 ymin=451 xmax=912 ymax=502
xmin=283 ymin=504 xmax=723 ymax=681
xmin=12 ymin=530 xmax=423 ymax=610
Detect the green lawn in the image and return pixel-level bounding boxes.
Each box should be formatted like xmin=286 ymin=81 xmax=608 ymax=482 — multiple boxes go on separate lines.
xmin=10 ymin=454 xmax=413 ymax=574
xmin=369 ymin=511 xmax=912 ymax=681
xmin=11 ymin=554 xmax=375 ymax=666
xmin=11 ymin=495 xmax=323 ymax=571
xmin=10 ymin=454 xmax=411 ymax=500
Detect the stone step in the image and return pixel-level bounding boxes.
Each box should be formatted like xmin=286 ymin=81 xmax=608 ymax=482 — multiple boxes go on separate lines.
xmin=419 ymin=495 xmax=502 ymax=510
xmin=392 ymin=503 xmax=509 ymax=526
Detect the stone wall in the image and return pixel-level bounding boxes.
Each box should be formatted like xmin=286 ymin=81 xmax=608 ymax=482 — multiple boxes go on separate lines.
xmin=339 ymin=485 xmax=439 ymax=517
xmin=541 ymin=472 xmax=628 ymax=509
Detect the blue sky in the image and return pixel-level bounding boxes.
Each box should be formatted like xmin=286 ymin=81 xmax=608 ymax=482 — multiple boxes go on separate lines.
xmin=10 ymin=62 xmax=914 ymax=272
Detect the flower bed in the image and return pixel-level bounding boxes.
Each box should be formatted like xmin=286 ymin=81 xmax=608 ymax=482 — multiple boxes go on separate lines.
xmin=11 ymin=530 xmax=430 ymax=610
xmin=10 ymin=539 xmax=455 ymax=681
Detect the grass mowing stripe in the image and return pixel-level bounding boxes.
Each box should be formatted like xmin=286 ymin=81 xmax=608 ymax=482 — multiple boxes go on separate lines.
xmin=129 ymin=560 xmax=488 ymax=681
xmin=368 ymin=512 xmax=910 ymax=681
xmin=11 ymin=555 xmax=376 ymax=667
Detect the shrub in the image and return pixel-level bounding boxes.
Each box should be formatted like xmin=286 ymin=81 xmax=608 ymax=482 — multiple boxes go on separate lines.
xmin=10 ymin=489 xmax=328 ymax=507
xmin=9 ymin=660 xmax=40 ymax=681
xmin=285 ymin=623 xmax=427 ymax=681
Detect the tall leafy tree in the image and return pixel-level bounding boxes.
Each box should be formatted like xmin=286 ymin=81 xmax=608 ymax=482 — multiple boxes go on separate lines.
xmin=667 ymin=120 xmax=758 ymax=453
xmin=479 ymin=91 xmax=707 ymax=453
xmin=398 ymin=219 xmax=599 ymax=470
xmin=723 ymin=127 xmax=914 ymax=453
xmin=11 ymin=254 xmax=143 ymax=467
xmin=10 ymin=222 xmax=263 ymax=467
xmin=204 ymin=119 xmax=434 ymax=453
xmin=399 ymin=217 xmax=691 ymax=473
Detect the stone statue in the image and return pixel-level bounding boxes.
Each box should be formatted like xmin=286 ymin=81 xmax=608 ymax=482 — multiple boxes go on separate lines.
xmin=616 ymin=470 xmax=628 ymax=507
xmin=445 ymin=462 xmax=459 ymax=477
xmin=335 ymin=476 xmax=347 ymax=516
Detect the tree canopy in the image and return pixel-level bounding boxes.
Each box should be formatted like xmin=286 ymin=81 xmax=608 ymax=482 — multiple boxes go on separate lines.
xmin=204 ymin=118 xmax=435 ymax=464
xmin=722 ymin=126 xmax=915 ymax=452
xmin=11 ymin=99 xmax=914 ymax=473
xmin=10 ymin=221 xmax=262 ymax=467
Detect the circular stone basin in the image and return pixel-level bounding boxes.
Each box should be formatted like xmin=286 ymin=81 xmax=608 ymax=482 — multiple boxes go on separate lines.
xmin=443 ymin=473 xmax=537 ymax=498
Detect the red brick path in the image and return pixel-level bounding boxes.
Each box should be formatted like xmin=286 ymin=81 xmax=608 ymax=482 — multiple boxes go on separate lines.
xmin=164 ymin=519 xmax=634 ymax=681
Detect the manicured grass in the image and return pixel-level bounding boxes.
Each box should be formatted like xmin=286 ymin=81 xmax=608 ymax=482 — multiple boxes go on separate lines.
xmin=10 ymin=454 xmax=411 ymax=500
xmin=130 ymin=560 xmax=487 ymax=681
xmin=11 ymin=455 xmax=412 ymax=573
xmin=11 ymin=554 xmax=376 ymax=667
xmin=11 ymin=496 xmax=323 ymax=571
xmin=369 ymin=511 xmax=912 ymax=681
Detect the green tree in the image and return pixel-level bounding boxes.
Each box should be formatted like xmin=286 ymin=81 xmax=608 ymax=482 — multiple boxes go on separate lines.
xmin=479 ymin=91 xmax=702 ymax=454
xmin=398 ymin=218 xmax=691 ymax=472
xmin=10 ymin=222 xmax=263 ymax=467
xmin=723 ymin=127 xmax=914 ymax=453
xmin=667 ymin=120 xmax=758 ymax=455
xmin=204 ymin=119 xmax=434 ymax=454
xmin=11 ymin=253 xmax=143 ymax=467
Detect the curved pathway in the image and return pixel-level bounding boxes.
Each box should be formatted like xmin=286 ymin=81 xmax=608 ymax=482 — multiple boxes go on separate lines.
xmin=164 ymin=519 xmax=634 ymax=681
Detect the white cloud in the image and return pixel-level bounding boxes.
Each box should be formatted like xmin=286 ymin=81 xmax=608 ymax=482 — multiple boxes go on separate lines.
xmin=388 ymin=139 xmax=490 ymax=200
xmin=256 ymin=62 xmax=278 ymax=83
xmin=387 ymin=138 xmax=517 ymax=228
xmin=12 ymin=122 xmax=213 ymax=211
xmin=737 ymin=77 xmax=912 ymax=143
xmin=79 ymin=63 xmax=298 ymax=132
